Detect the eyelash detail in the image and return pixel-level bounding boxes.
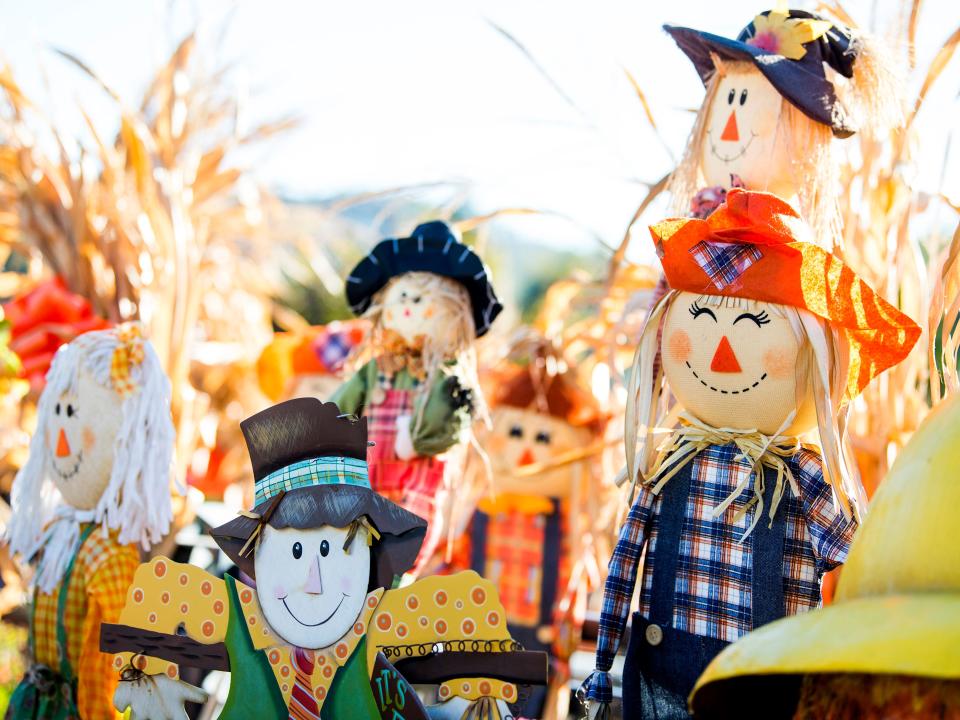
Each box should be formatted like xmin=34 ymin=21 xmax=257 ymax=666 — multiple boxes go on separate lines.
xmin=733 ymin=311 xmax=771 ymax=327
xmin=689 ymin=301 xmax=718 ymax=321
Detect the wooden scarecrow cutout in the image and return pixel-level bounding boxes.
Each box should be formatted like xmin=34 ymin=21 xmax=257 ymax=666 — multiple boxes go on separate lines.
xmin=664 ymin=6 xmax=903 ymax=237
xmin=103 ymin=399 xmax=546 ymax=720
xmin=5 ymin=324 xmax=176 ymax=720
xmin=690 ymin=393 xmax=960 ymax=719
xmin=460 ymin=338 xmax=607 ymax=718
xmin=577 ymin=191 xmax=920 ymax=720
xmin=332 ymin=221 xmax=502 ymax=569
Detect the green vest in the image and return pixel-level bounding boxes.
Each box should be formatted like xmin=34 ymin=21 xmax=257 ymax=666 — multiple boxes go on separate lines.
xmin=219 ymin=575 xmax=382 ymax=720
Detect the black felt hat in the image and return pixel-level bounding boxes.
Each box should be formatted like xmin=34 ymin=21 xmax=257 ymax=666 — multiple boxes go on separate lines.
xmin=345 ymin=221 xmax=503 ymax=338
xmin=211 ymin=399 xmax=427 ymax=587
xmin=665 ymin=9 xmax=860 ymax=137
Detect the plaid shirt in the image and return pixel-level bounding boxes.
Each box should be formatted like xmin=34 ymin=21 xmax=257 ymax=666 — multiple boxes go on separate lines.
xmin=33 ymin=525 xmax=139 ymax=720
xmin=581 ymin=443 xmax=857 ymax=703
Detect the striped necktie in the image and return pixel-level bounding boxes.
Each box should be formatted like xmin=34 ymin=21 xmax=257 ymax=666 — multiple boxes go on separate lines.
xmin=289 ymin=647 xmax=321 ymax=720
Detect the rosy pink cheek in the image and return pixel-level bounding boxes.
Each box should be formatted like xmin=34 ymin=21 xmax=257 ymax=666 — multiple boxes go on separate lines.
xmin=384 ymin=310 xmax=393 ymax=322
xmin=273 ymin=584 xmax=287 ymax=599
xmin=667 ymin=330 xmax=692 ymax=362
xmin=82 ymin=426 xmax=96 ymax=452
xmin=423 ymin=305 xmax=435 ymax=320
xmin=763 ymin=348 xmax=796 ymax=379
xmin=339 ymin=575 xmax=354 ymax=593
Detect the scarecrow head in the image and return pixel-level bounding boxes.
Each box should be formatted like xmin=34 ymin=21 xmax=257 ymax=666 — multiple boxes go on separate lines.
xmin=7 ymin=323 xmax=175 ymax=591
xmin=345 ymin=221 xmax=502 ymax=354
xmin=666 ymin=8 xmax=903 ymax=237
xmin=628 ymin=190 xmax=920 ymax=515
xmin=211 ymin=399 xmax=427 ymax=649
xmin=485 ymin=347 xmax=606 ymax=498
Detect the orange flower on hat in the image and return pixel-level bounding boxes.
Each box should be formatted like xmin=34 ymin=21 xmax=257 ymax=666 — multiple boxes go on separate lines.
xmin=649 ymin=189 xmax=921 ymax=401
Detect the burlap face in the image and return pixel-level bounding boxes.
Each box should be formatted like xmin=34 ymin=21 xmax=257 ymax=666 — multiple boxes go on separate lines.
xmin=47 ymin=366 xmax=125 ymax=510
xmin=700 ymin=68 xmax=794 ymax=199
xmin=661 ymin=291 xmax=817 ymax=435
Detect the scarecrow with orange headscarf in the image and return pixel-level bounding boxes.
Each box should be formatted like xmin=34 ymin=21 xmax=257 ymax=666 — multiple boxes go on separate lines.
xmin=577 ymin=190 xmax=920 ymax=719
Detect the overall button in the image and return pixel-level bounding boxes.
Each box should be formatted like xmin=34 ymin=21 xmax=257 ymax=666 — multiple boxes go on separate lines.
xmin=645 ymin=623 xmax=663 ymax=646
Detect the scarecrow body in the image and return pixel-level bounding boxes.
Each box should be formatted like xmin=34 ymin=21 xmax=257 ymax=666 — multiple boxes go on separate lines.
xmin=579 ymin=191 xmax=919 ymax=719
xmin=332 ymin=221 xmax=501 ymax=560
xmin=106 ymin=400 xmax=542 ymax=720
xmin=5 ymin=325 xmax=176 ymax=720
xmin=690 ymin=391 xmax=960 ymax=719
xmin=111 ymin=559 xmax=519 ymax=719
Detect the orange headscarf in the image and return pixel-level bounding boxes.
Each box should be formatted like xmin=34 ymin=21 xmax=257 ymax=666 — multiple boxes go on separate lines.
xmin=650 ymin=189 xmax=920 ymax=401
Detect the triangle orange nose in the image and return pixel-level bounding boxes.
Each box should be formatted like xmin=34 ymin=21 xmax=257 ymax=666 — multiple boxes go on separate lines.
xmin=720 ymin=110 xmax=739 ymax=142
xmin=517 ymin=448 xmax=536 ymax=467
xmin=56 ymin=428 xmax=71 ymax=457
xmin=710 ymin=336 xmax=742 ymax=373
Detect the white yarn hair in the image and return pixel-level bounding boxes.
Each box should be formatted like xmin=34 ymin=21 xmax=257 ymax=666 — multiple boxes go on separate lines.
xmin=6 ymin=327 xmax=177 ymax=592
xmin=624 ymin=291 xmax=863 ymax=521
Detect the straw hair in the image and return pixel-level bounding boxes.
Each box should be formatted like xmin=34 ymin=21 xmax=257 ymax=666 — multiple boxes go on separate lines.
xmin=624 ymin=291 xmax=860 ymax=520
xmin=841 ymin=32 xmax=907 ymax=139
xmin=359 ymin=271 xmax=489 ymax=427
xmin=667 ymin=56 xmax=842 ymax=246
xmin=6 ymin=328 xmax=176 ymax=592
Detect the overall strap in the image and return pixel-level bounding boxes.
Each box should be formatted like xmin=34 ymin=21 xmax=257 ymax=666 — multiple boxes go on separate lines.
xmin=647 ymin=463 xmax=694 ymax=628
xmin=538 ymin=498 xmax=562 ymax=626
xmin=750 ymin=465 xmax=787 ymax=627
xmin=470 ymin=511 xmax=489 ymax=574
xmin=55 ymin=523 xmax=96 ymax=682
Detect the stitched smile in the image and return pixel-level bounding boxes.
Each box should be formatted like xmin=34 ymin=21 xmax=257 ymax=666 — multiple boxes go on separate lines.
xmin=685 ymin=361 xmax=767 ymax=394
xmin=282 ymin=594 xmax=347 ymax=627
xmin=51 ymin=449 xmax=83 ymax=481
xmin=707 ymin=130 xmax=758 ymax=162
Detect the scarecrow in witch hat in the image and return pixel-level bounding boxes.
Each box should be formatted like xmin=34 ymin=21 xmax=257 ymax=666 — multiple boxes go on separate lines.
xmin=332 ymin=221 xmax=502 ymax=568
xmin=663 ymin=5 xmax=902 ymax=234
xmin=5 ymin=324 xmax=176 ymax=720
xmin=689 ymin=392 xmax=960 ymax=719
xmin=577 ymin=190 xmax=920 ymax=720
xmin=103 ymin=399 xmax=545 ymax=720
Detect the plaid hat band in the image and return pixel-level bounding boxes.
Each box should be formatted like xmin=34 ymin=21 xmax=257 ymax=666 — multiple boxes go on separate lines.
xmin=255 ymin=455 xmax=369 ymax=506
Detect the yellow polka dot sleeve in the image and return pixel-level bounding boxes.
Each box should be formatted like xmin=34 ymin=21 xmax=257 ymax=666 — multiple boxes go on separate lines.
xmin=368 ymin=570 xmax=518 ymax=702
xmin=113 ymin=557 xmax=229 ymax=678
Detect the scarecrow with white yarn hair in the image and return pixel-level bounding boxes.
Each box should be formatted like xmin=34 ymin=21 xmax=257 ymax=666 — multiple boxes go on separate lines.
xmin=5 ymin=323 xmax=176 ymax=720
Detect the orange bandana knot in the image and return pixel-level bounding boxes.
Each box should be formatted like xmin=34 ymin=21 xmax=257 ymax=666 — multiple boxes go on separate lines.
xmin=110 ymin=323 xmax=145 ymax=397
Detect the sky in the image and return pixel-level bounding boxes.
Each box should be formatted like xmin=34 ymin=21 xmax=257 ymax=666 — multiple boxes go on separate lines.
xmin=1 ymin=0 xmax=958 ymax=263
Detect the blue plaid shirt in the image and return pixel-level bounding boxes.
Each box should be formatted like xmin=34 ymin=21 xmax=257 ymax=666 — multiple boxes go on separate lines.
xmin=580 ymin=442 xmax=857 ymax=703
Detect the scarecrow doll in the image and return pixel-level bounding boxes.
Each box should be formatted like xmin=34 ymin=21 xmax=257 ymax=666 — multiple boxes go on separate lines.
xmin=664 ymin=7 xmax=902 ymax=235
xmin=332 ymin=221 xmax=502 ymax=566
xmin=689 ymin=392 xmax=960 ymax=719
xmin=459 ymin=339 xmax=607 ymax=718
xmin=577 ymin=190 xmax=920 ymax=719
xmin=5 ymin=324 xmax=176 ymax=720
xmin=103 ymin=399 xmax=546 ymax=720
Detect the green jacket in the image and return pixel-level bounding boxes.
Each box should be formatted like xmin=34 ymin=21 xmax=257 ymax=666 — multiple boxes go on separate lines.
xmin=331 ymin=359 xmax=472 ymax=456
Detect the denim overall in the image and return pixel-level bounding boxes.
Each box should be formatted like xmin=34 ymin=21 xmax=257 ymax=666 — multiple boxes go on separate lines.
xmin=621 ymin=464 xmax=786 ymax=720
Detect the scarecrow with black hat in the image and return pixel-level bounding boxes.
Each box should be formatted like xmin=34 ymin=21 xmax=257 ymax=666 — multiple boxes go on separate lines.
xmin=102 ymin=400 xmax=544 ymax=720
xmin=663 ymin=5 xmax=903 ymax=238
xmin=332 ymin=220 xmax=502 ymax=568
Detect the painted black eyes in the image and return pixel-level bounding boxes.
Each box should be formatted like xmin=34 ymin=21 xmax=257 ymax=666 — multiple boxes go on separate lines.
xmin=55 ymin=403 xmax=60 ymax=415
xmin=54 ymin=403 xmax=76 ymax=417
xmin=398 ymin=291 xmax=421 ymax=303
xmin=320 ymin=540 xmax=330 ymax=557
xmin=292 ymin=542 xmax=302 ymax=559
xmin=726 ymin=89 xmax=748 ymax=106
xmin=66 ymin=404 xmax=74 ymax=417
xmin=733 ymin=311 xmax=770 ymax=327
xmin=535 ymin=431 xmax=551 ymax=445
xmin=689 ymin=301 xmax=718 ymax=322
xmin=509 ymin=425 xmax=523 ymax=438
xmin=690 ymin=302 xmax=769 ymax=327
